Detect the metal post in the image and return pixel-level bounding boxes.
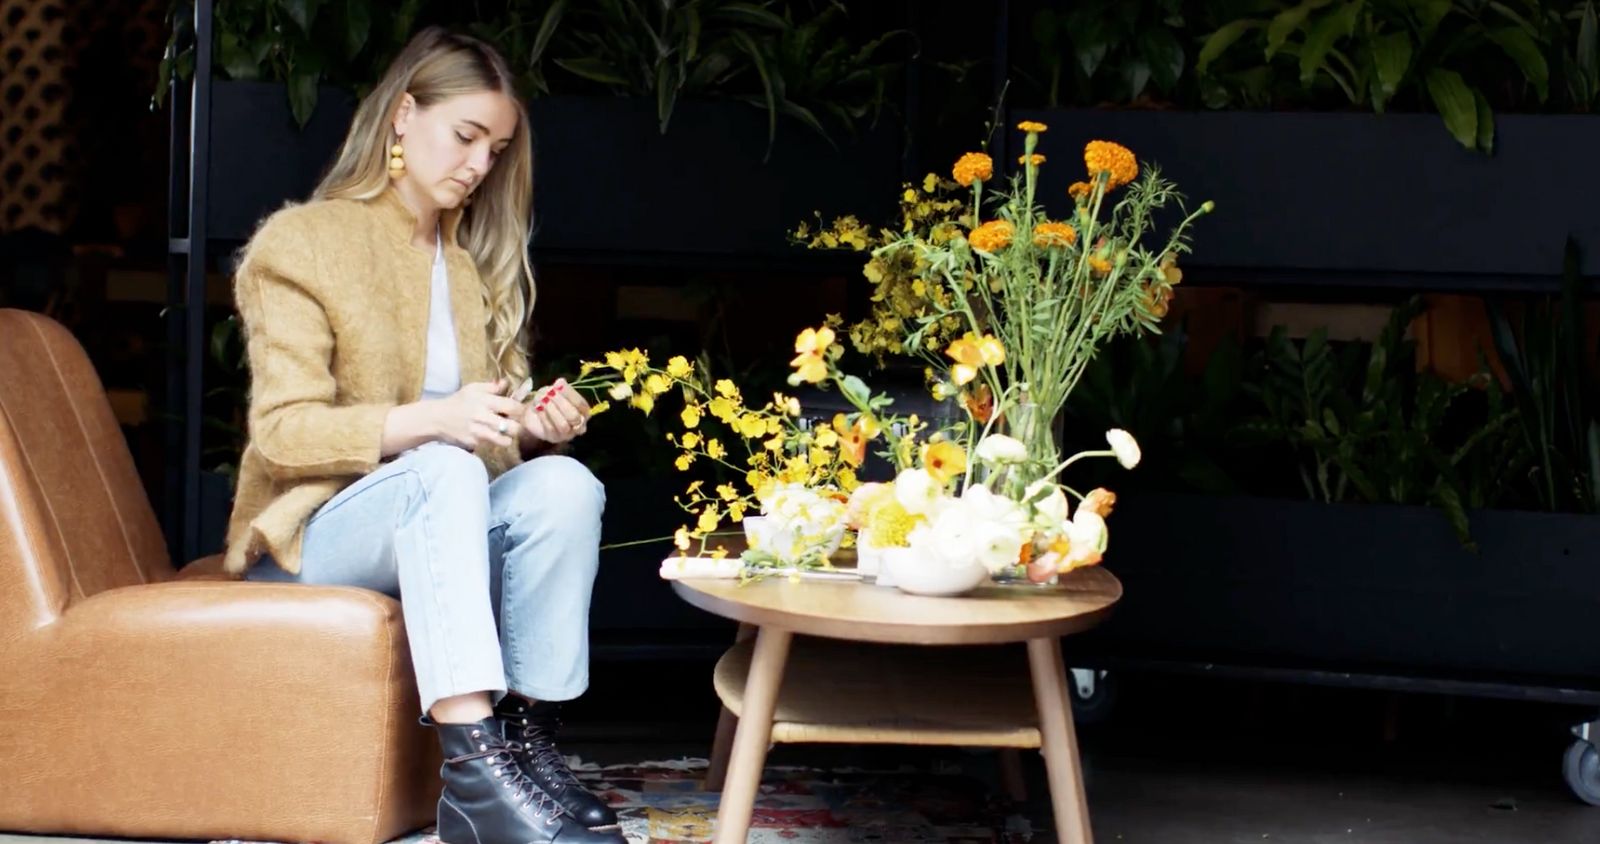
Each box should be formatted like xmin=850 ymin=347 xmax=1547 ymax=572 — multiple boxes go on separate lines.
xmin=182 ymin=0 xmax=214 ymax=564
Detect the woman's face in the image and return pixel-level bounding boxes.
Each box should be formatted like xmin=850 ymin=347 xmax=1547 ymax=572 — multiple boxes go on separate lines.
xmin=393 ymin=89 xmax=519 ymax=212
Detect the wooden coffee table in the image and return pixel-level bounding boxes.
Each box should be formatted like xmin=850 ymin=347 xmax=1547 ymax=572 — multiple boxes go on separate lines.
xmin=671 ymin=567 xmax=1122 ymax=843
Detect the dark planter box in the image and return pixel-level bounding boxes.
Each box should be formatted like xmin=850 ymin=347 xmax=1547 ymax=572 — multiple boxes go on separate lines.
xmin=206 ymin=81 xmax=359 ymax=243
xmin=526 ymin=96 xmax=901 ymax=258
xmin=205 ymin=81 xmax=903 ymax=256
xmin=1014 ymin=108 xmax=1600 ymax=280
xmin=1081 ymin=492 xmax=1600 ymax=686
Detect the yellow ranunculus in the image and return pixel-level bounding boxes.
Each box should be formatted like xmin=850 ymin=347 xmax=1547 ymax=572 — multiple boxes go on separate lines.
xmin=681 ymin=431 xmax=701 ymax=448
xmin=675 ymin=453 xmax=694 ymax=471
xmin=681 ymin=405 xmax=701 ymax=428
xmin=630 ymin=392 xmax=655 ymax=415
xmin=717 ymin=483 xmax=739 ymax=501
xmin=645 ymin=373 xmax=670 ymax=396
xmin=696 ymin=507 xmax=720 ymax=534
xmin=922 ymin=440 xmax=968 ymax=485
xmin=715 ymin=379 xmax=739 ymax=399
xmin=667 ymin=355 xmax=693 ymax=378
xmin=707 ymin=439 xmax=727 ymax=460
xmin=588 ymin=400 xmax=611 ymax=416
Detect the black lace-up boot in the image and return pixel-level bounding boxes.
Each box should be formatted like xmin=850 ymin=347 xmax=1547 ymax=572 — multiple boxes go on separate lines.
xmin=494 ymin=698 xmax=619 ymax=831
xmin=427 ymin=716 xmax=624 ymax=844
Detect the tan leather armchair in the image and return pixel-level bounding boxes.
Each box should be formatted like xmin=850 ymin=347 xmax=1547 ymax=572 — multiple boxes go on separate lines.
xmin=0 ymin=309 xmax=441 ymax=844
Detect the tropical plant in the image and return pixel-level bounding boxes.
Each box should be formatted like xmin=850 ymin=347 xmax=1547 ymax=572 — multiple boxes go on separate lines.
xmin=1241 ymin=297 xmax=1524 ymax=546
xmin=1018 ymin=0 xmax=1190 ymax=107
xmin=1196 ymin=0 xmax=1573 ymax=152
xmin=476 ymin=0 xmax=911 ymax=155
xmin=1486 ymin=237 xmax=1600 ymax=513
xmin=156 ymin=0 xmax=425 ymax=125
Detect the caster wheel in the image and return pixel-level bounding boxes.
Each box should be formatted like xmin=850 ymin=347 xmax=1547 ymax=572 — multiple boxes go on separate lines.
xmin=1563 ymin=739 xmax=1600 ymax=806
xmin=1068 ymin=668 xmax=1117 ymax=725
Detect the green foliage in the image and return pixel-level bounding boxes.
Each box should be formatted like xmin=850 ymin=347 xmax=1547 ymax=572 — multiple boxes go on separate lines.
xmin=156 ymin=0 xmax=424 ymax=125
xmin=1019 ymin=0 xmax=1190 ymax=106
xmin=1239 ymin=297 xmax=1524 ymax=545
xmin=156 ymin=0 xmax=911 ymax=154
xmin=1196 ymin=0 xmax=1571 ymax=152
xmin=1486 ymin=237 xmax=1600 ymax=513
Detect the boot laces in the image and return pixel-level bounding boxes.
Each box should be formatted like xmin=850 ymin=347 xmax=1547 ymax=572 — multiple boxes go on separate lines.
xmin=516 ymin=717 xmax=583 ymax=788
xmin=462 ymin=738 xmax=566 ymax=825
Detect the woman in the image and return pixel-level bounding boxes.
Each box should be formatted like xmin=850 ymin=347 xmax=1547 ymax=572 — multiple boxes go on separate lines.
xmin=223 ymin=26 xmax=623 ymax=844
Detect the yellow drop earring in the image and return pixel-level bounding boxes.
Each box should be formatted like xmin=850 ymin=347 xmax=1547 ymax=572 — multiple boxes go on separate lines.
xmin=388 ymin=139 xmax=406 ymax=178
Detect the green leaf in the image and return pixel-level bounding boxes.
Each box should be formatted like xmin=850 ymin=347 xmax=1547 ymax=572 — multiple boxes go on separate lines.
xmin=1300 ymin=2 xmax=1361 ymax=87
xmin=1122 ymin=58 xmax=1153 ymax=99
xmin=552 ymin=56 xmax=630 ymax=86
xmin=729 ymin=29 xmax=777 ymax=154
xmin=1487 ymin=27 xmax=1549 ymax=101
xmin=1267 ymin=0 xmax=1333 ymax=60
xmin=1425 ymin=68 xmax=1477 ymax=149
xmin=1474 ymin=88 xmax=1494 ymax=153
xmin=1413 ymin=0 xmax=1452 ymax=38
xmin=1198 ymin=19 xmax=1263 ymax=74
xmin=1579 ymin=4 xmax=1599 ymax=99
xmin=1370 ymin=30 xmax=1412 ymax=105
xmin=712 ymin=3 xmax=789 ymax=30
xmin=344 ymin=0 xmax=371 ymax=59
xmin=287 ymin=67 xmax=319 ymax=127
xmin=656 ymin=63 xmax=679 ymax=133
xmin=282 ymin=0 xmax=317 ymax=33
xmin=840 ymin=375 xmax=872 ymax=407
xmin=219 ymin=31 xmax=260 ymax=80
xmin=530 ymin=0 xmax=567 ymax=65
xmin=1137 ymin=27 xmax=1185 ymax=90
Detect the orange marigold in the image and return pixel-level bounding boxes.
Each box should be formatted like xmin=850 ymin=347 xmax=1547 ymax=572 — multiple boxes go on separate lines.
xmin=1084 ymin=140 xmax=1137 ymax=189
xmin=952 ymin=152 xmax=993 ymax=187
xmin=1033 ymin=221 xmax=1078 ymax=247
xmin=1088 ymin=256 xmax=1113 ymax=275
xmin=1068 ymin=181 xmax=1093 ymax=201
xmin=1143 ymin=283 xmax=1175 ymax=318
xmin=968 ymin=220 xmax=1014 ymax=253
xmin=1017 ymin=120 xmax=1048 ymax=133
xmin=1017 ymin=153 xmax=1046 ymax=166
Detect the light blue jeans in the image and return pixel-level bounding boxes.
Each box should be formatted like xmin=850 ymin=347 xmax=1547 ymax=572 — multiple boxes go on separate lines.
xmin=247 ymin=443 xmax=605 ymax=714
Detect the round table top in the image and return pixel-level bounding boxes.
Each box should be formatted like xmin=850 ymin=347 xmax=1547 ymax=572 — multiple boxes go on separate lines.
xmin=670 ymin=566 xmax=1122 ymax=645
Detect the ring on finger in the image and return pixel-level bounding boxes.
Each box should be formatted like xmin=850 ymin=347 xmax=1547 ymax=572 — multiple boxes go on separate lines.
xmin=497 ymin=419 xmax=509 ymax=435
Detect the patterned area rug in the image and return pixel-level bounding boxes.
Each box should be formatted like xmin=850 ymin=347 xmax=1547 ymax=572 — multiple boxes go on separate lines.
xmin=227 ymin=757 xmax=1034 ymax=844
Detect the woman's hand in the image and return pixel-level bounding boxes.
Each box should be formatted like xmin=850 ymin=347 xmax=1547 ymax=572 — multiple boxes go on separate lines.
xmin=429 ymin=379 xmax=527 ymax=450
xmin=520 ymin=378 xmax=592 ymax=447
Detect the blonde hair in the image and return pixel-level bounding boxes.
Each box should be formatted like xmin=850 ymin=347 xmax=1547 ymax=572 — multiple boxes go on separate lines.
xmin=314 ymin=26 xmax=533 ymax=386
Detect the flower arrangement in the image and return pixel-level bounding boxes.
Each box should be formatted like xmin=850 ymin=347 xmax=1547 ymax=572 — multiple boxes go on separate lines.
xmin=570 ymin=117 xmax=1210 ymax=592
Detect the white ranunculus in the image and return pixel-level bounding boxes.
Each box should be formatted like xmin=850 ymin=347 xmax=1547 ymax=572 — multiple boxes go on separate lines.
xmin=1106 ymin=428 xmax=1142 ymax=469
xmin=1068 ymin=510 xmax=1108 ymax=554
xmin=975 ymin=433 xmax=1028 ymax=464
xmin=974 ymin=520 xmax=1025 ymax=573
xmin=894 ymin=468 xmax=942 ymax=516
xmin=1024 ymin=479 xmax=1070 ymax=526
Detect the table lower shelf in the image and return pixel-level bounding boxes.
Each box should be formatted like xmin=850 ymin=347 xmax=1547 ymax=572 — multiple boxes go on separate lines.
xmin=712 ymin=634 xmax=1044 ymax=749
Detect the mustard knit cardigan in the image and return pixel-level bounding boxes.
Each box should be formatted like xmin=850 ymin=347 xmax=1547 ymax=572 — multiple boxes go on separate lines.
xmin=223 ymin=187 xmax=523 ymax=576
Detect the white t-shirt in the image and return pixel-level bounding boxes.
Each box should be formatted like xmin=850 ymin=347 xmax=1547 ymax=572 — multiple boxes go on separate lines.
xmin=420 ymin=230 xmax=461 ymax=401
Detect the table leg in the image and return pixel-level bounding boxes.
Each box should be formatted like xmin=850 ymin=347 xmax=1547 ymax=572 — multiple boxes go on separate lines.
xmin=704 ymin=705 xmax=738 ymax=791
xmin=714 ymin=626 xmax=792 ymax=844
xmin=705 ymin=624 xmax=756 ymax=791
xmin=998 ymin=748 xmax=1029 ymax=803
xmin=1027 ymin=636 xmax=1093 ymax=844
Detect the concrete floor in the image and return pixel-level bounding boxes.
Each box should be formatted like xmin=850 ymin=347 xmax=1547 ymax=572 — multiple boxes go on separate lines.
xmin=5 ymin=659 xmax=1600 ymax=843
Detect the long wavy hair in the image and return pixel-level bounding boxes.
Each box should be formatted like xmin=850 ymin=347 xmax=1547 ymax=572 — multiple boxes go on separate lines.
xmin=313 ymin=27 xmax=533 ymax=386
